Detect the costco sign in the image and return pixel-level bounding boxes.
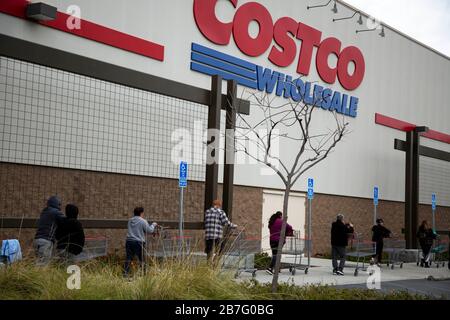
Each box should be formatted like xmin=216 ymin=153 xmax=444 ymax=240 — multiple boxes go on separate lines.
xmin=191 ymin=0 xmax=365 ymax=117
xmin=194 ymin=0 xmax=365 ymax=90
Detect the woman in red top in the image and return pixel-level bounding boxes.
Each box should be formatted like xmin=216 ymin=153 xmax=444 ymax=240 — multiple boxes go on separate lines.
xmin=267 ymin=211 xmax=293 ymax=275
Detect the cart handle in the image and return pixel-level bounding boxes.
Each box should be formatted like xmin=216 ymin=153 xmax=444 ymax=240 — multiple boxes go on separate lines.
xmin=84 ymin=236 xmax=108 ymax=240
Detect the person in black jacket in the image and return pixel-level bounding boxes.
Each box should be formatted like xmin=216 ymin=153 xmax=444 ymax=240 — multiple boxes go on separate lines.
xmin=371 ymin=218 xmax=391 ymax=266
xmin=416 ymin=220 xmax=437 ymax=268
xmin=331 ymin=214 xmax=353 ymax=275
xmin=55 ymin=204 xmax=85 ymax=262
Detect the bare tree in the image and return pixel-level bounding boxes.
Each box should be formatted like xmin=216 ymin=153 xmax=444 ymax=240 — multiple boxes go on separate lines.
xmin=233 ymin=89 xmax=350 ymax=293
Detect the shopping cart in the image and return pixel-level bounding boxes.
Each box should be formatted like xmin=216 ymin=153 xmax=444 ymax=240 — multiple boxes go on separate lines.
xmin=146 ymin=227 xmax=192 ymax=258
xmin=346 ymin=233 xmax=376 ymax=276
xmin=431 ymin=238 xmax=448 ymax=268
xmin=74 ymin=236 xmax=108 ymax=262
xmin=281 ymin=230 xmax=310 ymax=275
xmin=384 ymin=239 xmax=406 ymax=269
xmin=221 ymin=230 xmax=260 ymax=278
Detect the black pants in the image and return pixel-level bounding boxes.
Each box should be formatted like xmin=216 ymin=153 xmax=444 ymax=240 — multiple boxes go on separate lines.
xmin=205 ymin=239 xmax=225 ymax=261
xmin=374 ymin=241 xmax=383 ymax=263
xmin=270 ymin=240 xmax=279 ymax=269
xmin=124 ymin=240 xmax=145 ymax=276
xmin=420 ymin=243 xmax=432 ymax=263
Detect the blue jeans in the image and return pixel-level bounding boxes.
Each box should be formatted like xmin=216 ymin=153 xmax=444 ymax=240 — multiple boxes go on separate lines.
xmin=33 ymin=238 xmax=54 ymax=266
xmin=123 ymin=240 xmax=145 ymax=276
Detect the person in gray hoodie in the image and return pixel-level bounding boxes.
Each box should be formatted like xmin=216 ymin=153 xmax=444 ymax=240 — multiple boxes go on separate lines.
xmin=33 ymin=195 xmax=65 ymax=265
xmin=123 ymin=207 xmax=158 ymax=277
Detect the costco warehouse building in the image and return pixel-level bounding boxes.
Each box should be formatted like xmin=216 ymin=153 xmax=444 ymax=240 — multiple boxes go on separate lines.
xmin=0 ymin=0 xmax=449 ymax=256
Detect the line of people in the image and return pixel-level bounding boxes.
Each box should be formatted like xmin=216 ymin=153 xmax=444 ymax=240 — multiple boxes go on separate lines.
xmin=330 ymin=214 xmax=443 ymax=275
xmin=25 ymin=195 xmax=450 ymax=276
xmin=33 ymin=196 xmax=163 ymax=275
xmin=123 ymin=199 xmax=241 ymax=277
xmin=31 ymin=196 xmax=240 ymax=276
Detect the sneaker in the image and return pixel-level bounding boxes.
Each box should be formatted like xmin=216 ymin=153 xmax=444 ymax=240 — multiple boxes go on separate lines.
xmin=332 ymin=270 xmax=338 ymax=275
xmin=336 ymin=270 xmax=344 ymax=276
xmin=266 ymin=268 xmax=273 ymax=275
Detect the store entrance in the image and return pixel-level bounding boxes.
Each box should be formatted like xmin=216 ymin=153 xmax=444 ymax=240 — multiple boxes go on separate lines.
xmin=261 ymin=190 xmax=306 ymax=252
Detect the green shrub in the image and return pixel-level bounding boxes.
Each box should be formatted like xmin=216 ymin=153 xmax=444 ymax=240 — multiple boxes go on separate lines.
xmin=0 ymin=257 xmax=433 ymax=300
xmin=239 ymin=279 xmax=431 ymax=300
xmin=254 ymin=252 xmax=271 ymax=269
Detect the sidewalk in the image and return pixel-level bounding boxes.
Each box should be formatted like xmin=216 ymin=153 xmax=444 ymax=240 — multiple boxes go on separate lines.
xmin=239 ymin=256 xmax=450 ymax=298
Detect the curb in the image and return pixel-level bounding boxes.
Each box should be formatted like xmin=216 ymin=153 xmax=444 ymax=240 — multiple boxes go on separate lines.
xmin=427 ymin=276 xmax=450 ymax=281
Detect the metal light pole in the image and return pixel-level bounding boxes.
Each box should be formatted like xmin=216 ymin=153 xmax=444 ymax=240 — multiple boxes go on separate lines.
xmin=179 ymin=187 xmax=184 ymax=240
xmin=373 ymin=204 xmax=377 ymax=226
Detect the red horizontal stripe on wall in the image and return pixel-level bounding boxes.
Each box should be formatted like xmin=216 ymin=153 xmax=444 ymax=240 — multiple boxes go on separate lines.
xmin=374 ymin=113 xmax=416 ymax=131
xmin=375 ymin=113 xmax=450 ymax=144
xmin=0 ymin=0 xmax=164 ymax=61
xmin=423 ymin=130 xmax=450 ymax=144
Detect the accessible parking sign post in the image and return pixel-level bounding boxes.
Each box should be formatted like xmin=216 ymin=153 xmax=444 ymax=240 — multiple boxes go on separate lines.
xmin=373 ymin=186 xmax=379 ymax=226
xmin=431 ymin=193 xmax=436 ymax=231
xmin=179 ymin=161 xmax=188 ymax=241
xmin=307 ymin=178 xmax=314 ymax=268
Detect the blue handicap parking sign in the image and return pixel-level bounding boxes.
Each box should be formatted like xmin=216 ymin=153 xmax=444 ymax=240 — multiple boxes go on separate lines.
xmin=307 ymin=178 xmax=314 ymax=199
xmin=307 ymin=188 xmax=314 ymax=200
xmin=179 ymin=161 xmax=187 ymax=188
xmin=373 ymin=186 xmax=379 ymax=206
xmin=432 ymin=193 xmax=436 ymax=210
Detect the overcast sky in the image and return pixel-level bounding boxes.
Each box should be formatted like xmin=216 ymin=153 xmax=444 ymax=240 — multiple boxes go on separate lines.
xmin=344 ymin=0 xmax=450 ymax=57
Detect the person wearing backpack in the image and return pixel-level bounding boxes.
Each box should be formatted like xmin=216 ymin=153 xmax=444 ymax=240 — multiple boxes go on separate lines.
xmin=55 ymin=204 xmax=85 ymax=262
